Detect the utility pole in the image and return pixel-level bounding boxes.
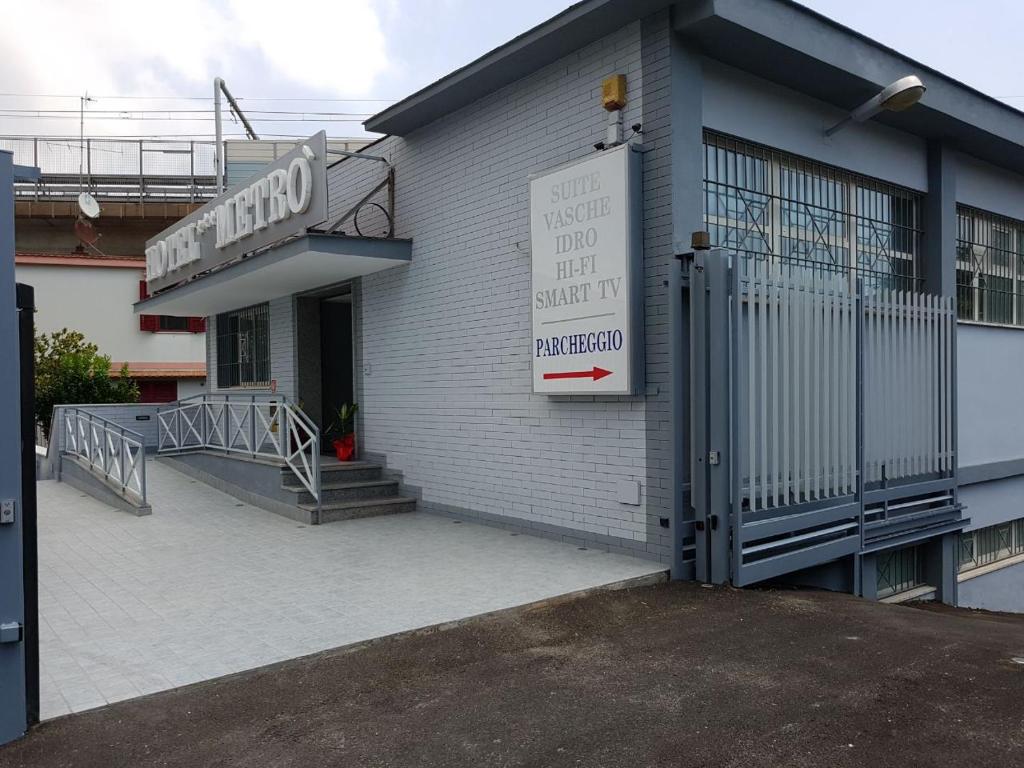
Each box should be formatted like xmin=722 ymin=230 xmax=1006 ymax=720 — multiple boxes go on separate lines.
xmin=79 ymin=92 xmax=94 ymax=194
xmin=213 ymin=78 xmax=259 ymax=194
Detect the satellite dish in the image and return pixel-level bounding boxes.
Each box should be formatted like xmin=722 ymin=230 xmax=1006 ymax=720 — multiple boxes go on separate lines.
xmin=74 ymin=218 xmax=99 ymax=245
xmin=77 ymin=192 xmax=100 ymax=219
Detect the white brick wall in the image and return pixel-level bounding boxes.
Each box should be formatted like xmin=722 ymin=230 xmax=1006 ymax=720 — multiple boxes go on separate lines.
xmin=268 ymin=297 xmax=296 ymax=400
xmin=327 ymin=20 xmax=673 ymax=559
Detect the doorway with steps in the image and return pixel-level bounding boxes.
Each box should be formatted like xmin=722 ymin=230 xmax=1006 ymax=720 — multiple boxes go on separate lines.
xmin=296 ymin=285 xmax=355 ymax=450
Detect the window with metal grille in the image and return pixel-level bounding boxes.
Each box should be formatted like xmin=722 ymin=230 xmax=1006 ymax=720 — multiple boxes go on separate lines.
xmin=959 ymin=519 xmax=1024 ymax=573
xmin=703 ymin=131 xmax=923 ymax=292
xmin=956 ymin=207 xmax=1024 ymax=326
xmin=877 ymin=544 xmax=926 ymax=598
xmin=216 ymin=303 xmax=270 ymax=389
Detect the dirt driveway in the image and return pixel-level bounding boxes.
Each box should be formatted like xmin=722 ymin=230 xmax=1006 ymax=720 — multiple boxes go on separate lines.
xmin=3 ymin=581 xmax=1023 ymax=768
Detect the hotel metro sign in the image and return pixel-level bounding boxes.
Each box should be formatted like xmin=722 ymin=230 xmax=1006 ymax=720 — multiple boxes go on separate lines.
xmin=530 ymin=144 xmax=643 ymax=395
xmin=145 ymin=131 xmax=329 ymax=292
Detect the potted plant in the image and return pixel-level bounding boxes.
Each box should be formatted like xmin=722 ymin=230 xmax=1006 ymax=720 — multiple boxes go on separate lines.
xmin=327 ymin=402 xmax=359 ymax=461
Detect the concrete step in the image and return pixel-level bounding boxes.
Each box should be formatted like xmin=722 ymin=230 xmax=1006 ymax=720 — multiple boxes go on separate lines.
xmin=280 ymin=460 xmax=382 ymax=484
xmin=301 ymin=496 xmax=417 ymax=524
xmin=281 ymin=479 xmax=400 ymax=505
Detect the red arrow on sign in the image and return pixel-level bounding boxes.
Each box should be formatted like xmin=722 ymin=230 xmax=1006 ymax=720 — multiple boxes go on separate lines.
xmin=543 ymin=367 xmax=612 ymax=381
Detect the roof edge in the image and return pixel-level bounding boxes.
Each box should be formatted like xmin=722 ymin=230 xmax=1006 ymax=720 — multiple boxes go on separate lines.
xmin=365 ymin=0 xmax=668 ymax=136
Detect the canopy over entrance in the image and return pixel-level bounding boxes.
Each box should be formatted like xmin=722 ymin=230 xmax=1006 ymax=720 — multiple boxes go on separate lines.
xmin=134 ymin=233 xmax=411 ymax=317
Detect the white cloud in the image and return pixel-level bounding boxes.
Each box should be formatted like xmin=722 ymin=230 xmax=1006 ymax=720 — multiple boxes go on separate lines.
xmin=226 ymin=0 xmax=389 ymax=94
xmin=0 ymin=0 xmax=390 ymax=136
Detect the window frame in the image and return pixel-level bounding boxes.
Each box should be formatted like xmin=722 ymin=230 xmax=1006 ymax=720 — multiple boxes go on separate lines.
xmin=215 ymin=303 xmax=271 ymax=390
xmin=702 ymin=130 xmax=923 ymax=293
xmin=959 ymin=519 xmax=1024 ymax=573
xmin=956 ymin=206 xmax=1024 ymax=327
xmin=877 ymin=544 xmax=927 ymax=598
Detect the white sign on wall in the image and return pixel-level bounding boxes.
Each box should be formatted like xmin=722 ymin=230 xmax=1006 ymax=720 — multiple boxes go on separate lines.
xmin=530 ymin=144 xmax=642 ymax=395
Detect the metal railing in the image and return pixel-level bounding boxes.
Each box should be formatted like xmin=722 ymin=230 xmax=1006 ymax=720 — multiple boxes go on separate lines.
xmin=62 ymin=407 xmax=147 ymax=504
xmin=0 ymin=136 xmax=218 ymax=203
xmin=2 ymin=135 xmax=376 ymax=205
xmin=876 ymin=544 xmax=926 ymax=598
xmin=156 ymin=394 xmax=321 ymax=505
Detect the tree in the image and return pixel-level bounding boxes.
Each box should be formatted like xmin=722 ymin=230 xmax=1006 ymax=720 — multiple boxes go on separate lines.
xmin=34 ymin=329 xmax=139 ymax=438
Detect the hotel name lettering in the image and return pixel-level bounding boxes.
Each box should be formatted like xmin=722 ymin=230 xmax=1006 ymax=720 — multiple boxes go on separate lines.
xmin=145 ymin=144 xmax=317 ymax=282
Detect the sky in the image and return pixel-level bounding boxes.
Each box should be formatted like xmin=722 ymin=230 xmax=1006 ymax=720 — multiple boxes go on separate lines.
xmin=0 ymin=0 xmax=1020 ymax=143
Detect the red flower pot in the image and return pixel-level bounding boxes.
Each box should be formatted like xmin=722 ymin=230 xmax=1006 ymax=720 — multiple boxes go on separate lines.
xmin=332 ymin=433 xmax=356 ymax=462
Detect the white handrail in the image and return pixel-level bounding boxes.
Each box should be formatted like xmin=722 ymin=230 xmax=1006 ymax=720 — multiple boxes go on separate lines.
xmin=62 ymin=407 xmax=147 ymax=504
xmin=156 ymin=394 xmax=321 ymax=506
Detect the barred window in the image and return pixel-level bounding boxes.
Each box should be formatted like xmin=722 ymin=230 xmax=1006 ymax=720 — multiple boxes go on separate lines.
xmin=959 ymin=519 xmax=1024 ymax=573
xmin=877 ymin=544 xmax=926 ymax=598
xmin=956 ymin=207 xmax=1024 ymax=326
xmin=703 ymin=131 xmax=923 ymax=292
xmin=216 ymin=303 xmax=270 ymax=389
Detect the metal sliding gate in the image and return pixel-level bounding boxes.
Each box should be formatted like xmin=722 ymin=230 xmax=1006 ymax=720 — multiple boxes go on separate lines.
xmin=689 ymin=250 xmax=963 ymax=587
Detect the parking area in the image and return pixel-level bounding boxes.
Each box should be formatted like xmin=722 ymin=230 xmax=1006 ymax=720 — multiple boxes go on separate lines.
xmin=37 ymin=461 xmax=665 ymax=719
xmin=9 ymin=581 xmax=1024 ymax=768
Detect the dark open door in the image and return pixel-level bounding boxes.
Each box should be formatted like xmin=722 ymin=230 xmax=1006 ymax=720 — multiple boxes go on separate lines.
xmin=320 ymin=296 xmax=354 ymax=435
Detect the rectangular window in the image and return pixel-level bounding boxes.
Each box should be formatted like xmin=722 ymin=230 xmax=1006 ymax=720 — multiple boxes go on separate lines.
xmin=956 ymin=206 xmax=1024 ymax=326
xmin=158 ymin=316 xmax=191 ymax=332
xmin=703 ymin=131 xmax=923 ymax=293
xmin=877 ymin=544 xmax=926 ymax=598
xmin=959 ymin=519 xmax=1024 ymax=573
xmin=215 ymin=303 xmax=270 ymax=389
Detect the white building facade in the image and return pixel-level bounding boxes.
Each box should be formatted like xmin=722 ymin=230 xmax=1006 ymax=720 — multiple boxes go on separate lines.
xmin=17 ymin=254 xmax=206 ymax=402
xmin=136 ymin=0 xmax=1024 ymax=611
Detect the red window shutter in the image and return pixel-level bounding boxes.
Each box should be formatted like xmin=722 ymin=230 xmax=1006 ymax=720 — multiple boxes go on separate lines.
xmin=140 ymin=314 xmax=158 ymax=332
xmin=188 ymin=316 xmax=206 ymax=333
xmin=138 ymin=379 xmax=178 ymax=403
xmin=139 ymin=280 xmax=150 ymax=300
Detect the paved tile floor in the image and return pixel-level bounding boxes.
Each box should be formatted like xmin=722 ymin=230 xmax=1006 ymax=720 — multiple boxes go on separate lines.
xmin=37 ymin=461 xmax=665 ymax=719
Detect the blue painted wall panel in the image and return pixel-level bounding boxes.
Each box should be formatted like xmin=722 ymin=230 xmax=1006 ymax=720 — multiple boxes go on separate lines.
xmin=959 ymin=561 xmax=1024 ymax=613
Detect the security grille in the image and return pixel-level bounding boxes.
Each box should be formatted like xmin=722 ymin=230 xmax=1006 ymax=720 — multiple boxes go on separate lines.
xmin=956 ymin=206 xmax=1024 ymax=326
xmin=959 ymin=519 xmax=1024 ymax=572
xmin=877 ymin=544 xmax=926 ymax=598
xmin=216 ymin=303 xmax=270 ymax=389
xmin=703 ymin=131 xmax=923 ymax=293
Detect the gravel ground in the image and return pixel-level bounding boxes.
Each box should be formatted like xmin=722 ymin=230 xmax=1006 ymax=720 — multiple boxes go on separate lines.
xmin=2 ymin=581 xmax=1023 ymax=768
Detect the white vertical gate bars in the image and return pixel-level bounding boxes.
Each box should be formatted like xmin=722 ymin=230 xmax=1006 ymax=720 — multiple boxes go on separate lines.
xmin=736 ymin=271 xmax=859 ymax=511
xmin=737 ymin=272 xmax=955 ymax=512
xmin=862 ymin=290 xmax=954 ymax=484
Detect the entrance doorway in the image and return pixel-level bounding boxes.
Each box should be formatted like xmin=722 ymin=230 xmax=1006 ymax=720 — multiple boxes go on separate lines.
xmin=319 ymin=294 xmax=354 ymax=436
xmin=296 ymin=287 xmax=355 ymax=451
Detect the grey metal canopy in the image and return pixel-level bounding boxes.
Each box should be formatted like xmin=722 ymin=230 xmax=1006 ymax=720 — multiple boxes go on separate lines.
xmin=134 ymin=232 xmax=411 ymax=317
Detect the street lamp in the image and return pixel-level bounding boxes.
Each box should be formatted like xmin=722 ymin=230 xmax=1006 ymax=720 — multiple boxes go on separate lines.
xmin=825 ymin=75 xmax=926 ymax=136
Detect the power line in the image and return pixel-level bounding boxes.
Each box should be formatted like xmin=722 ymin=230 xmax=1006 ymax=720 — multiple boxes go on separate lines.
xmin=0 ymin=114 xmax=369 ymax=122
xmin=0 ymin=132 xmax=369 ymax=139
xmin=0 ymin=92 xmax=397 ymax=102
xmin=0 ymin=108 xmax=374 ymax=117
